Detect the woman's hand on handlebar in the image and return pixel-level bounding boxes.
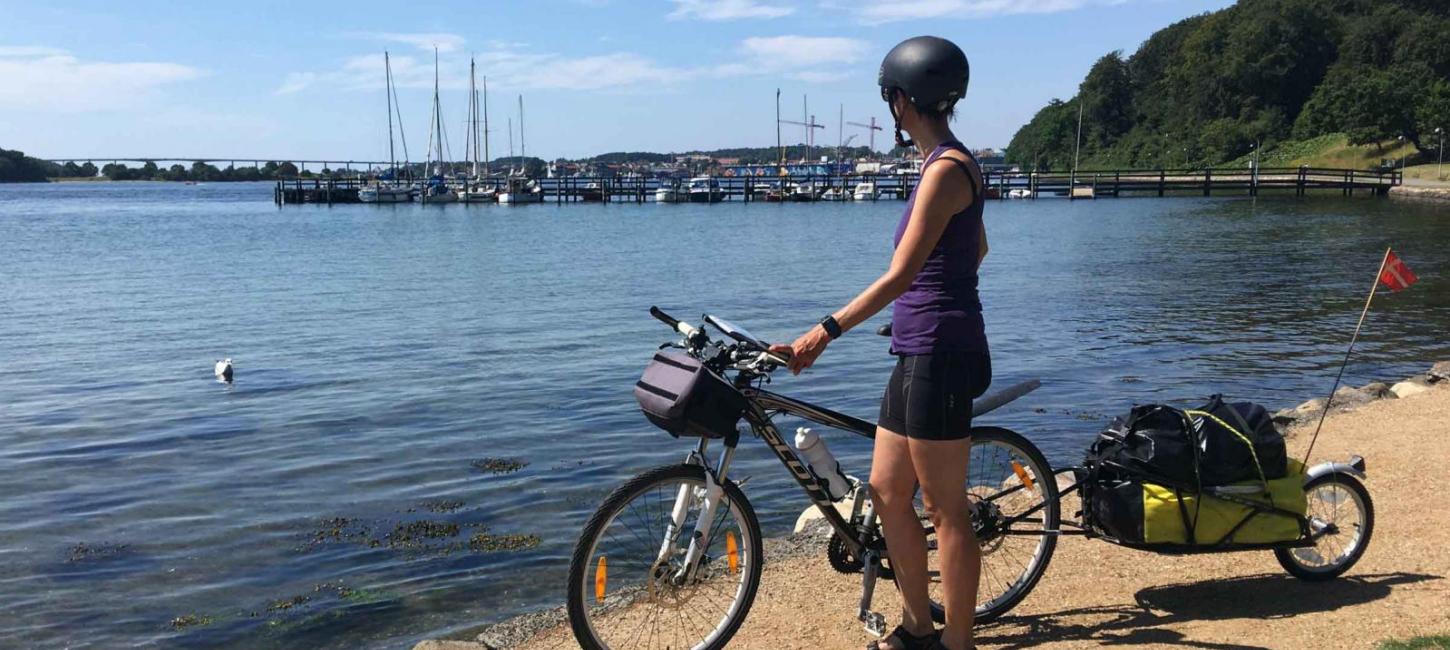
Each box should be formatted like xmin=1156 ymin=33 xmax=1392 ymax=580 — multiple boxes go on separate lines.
xmin=769 ymin=325 xmax=831 ymax=375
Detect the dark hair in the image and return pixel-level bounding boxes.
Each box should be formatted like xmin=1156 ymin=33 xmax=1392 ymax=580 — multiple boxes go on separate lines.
xmin=887 ymin=87 xmax=955 ymax=122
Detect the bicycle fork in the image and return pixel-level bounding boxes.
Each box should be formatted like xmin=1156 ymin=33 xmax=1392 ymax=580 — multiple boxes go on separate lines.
xmin=654 ymin=438 xmax=736 ymax=587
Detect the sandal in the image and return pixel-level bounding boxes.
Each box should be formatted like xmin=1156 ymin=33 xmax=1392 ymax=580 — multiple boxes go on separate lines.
xmin=867 ymin=624 xmax=939 ymax=650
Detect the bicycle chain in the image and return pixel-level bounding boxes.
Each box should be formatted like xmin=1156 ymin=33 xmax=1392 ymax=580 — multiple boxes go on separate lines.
xmin=827 ymin=533 xmax=894 ymax=579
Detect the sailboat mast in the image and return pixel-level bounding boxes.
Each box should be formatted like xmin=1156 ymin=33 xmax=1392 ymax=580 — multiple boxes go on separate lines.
xmin=518 ymin=95 xmax=526 ymax=174
xmin=482 ymin=76 xmax=490 ymax=175
xmin=385 ymin=51 xmax=396 ymax=173
xmin=776 ymin=88 xmax=783 ymax=168
xmin=508 ymin=117 xmax=515 ymax=174
xmin=469 ymin=58 xmax=479 ymax=178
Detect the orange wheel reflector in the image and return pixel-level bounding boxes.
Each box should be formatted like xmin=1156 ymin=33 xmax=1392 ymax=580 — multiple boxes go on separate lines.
xmin=1011 ymin=461 xmax=1036 ymax=491
xmin=726 ymin=531 xmax=739 ymax=575
xmin=594 ymin=557 xmax=607 ymax=602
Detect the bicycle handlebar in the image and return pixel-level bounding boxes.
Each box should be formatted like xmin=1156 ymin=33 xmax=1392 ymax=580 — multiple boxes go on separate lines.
xmin=650 ymin=306 xmax=700 ymax=340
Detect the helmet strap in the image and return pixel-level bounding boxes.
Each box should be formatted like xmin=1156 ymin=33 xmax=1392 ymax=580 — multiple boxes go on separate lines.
xmin=886 ymin=90 xmax=914 ymax=149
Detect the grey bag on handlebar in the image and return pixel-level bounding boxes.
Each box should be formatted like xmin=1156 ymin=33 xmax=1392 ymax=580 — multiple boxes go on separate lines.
xmin=634 ymin=350 xmax=748 ymax=439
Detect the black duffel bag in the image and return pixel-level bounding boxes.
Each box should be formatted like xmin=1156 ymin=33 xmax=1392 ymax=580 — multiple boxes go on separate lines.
xmin=634 ymin=350 xmax=748 ymax=439
xmin=1089 ymin=396 xmax=1286 ymax=488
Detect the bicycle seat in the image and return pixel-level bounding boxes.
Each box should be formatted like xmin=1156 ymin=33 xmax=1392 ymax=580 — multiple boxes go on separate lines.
xmin=876 ymin=323 xmax=892 ymax=337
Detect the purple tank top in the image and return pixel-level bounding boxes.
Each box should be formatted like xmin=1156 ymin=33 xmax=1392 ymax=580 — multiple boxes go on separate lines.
xmin=890 ymin=141 xmax=987 ymax=355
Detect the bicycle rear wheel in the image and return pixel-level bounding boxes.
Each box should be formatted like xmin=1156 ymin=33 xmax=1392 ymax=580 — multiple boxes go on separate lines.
xmin=920 ymin=426 xmax=1059 ymax=624
xmin=567 ymin=464 xmax=763 ymax=650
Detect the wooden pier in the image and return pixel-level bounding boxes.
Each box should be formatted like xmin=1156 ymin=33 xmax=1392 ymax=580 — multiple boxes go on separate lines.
xmin=274 ymin=166 xmax=1400 ymax=205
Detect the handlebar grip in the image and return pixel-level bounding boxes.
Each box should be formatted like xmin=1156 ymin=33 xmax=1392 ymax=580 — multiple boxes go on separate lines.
xmin=650 ymin=306 xmax=700 ymax=339
xmin=649 ymin=305 xmax=678 ymax=327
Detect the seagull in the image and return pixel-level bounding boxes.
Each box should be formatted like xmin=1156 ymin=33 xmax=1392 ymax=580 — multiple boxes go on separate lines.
xmin=215 ymin=358 xmax=233 ymax=383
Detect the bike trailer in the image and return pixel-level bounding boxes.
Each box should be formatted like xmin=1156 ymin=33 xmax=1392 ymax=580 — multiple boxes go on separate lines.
xmin=1080 ymin=396 xmax=1304 ymax=547
xmin=1084 ymin=461 xmax=1307 ymax=545
xmin=634 ymin=350 xmax=748 ymax=439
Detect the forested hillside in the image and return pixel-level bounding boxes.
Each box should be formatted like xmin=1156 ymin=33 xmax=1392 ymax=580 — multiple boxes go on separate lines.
xmin=1005 ymin=0 xmax=1450 ymax=170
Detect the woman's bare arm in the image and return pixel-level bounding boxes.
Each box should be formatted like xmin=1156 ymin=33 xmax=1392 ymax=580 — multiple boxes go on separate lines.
xmin=773 ymin=153 xmax=976 ymax=373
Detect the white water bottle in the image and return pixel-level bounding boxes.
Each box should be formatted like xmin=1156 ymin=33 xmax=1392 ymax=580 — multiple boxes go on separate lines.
xmin=795 ymin=427 xmax=851 ymax=501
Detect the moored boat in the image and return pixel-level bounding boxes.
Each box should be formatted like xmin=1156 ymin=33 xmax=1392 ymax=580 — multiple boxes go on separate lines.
xmin=851 ymin=180 xmax=879 ymax=201
xmin=359 ymin=184 xmax=414 ymax=203
xmin=686 ymin=177 xmax=724 ymax=203
xmin=788 ymin=181 xmax=819 ymax=202
xmin=579 ymin=182 xmax=605 ymax=202
xmin=654 ymin=182 xmax=683 ymax=203
xmin=498 ymin=176 xmax=543 ymax=204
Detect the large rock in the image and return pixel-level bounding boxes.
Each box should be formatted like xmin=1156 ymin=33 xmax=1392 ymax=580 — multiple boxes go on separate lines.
xmin=1392 ymin=375 xmax=1434 ymax=399
xmin=414 ymin=642 xmax=486 ymax=650
xmin=1273 ymin=397 xmax=1326 ymax=427
xmin=1429 ymin=361 xmax=1450 ymax=383
xmin=1359 ymin=382 xmax=1395 ymax=399
xmin=1330 ymin=386 xmax=1375 ymax=409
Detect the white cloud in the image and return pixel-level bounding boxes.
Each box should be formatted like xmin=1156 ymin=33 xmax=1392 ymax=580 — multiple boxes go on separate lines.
xmin=0 ymin=45 xmax=68 ymax=57
xmin=370 ymin=32 xmax=467 ymax=53
xmin=275 ymin=72 xmax=317 ymax=95
xmin=738 ymin=35 xmax=868 ymax=67
xmin=838 ymin=0 xmax=1126 ymax=23
xmin=668 ymin=0 xmax=795 ymax=20
xmin=0 ymin=48 xmax=202 ymax=113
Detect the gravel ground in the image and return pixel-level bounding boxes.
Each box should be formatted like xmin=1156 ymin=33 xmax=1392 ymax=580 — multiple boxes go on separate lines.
xmin=418 ymin=377 xmax=1450 ymax=650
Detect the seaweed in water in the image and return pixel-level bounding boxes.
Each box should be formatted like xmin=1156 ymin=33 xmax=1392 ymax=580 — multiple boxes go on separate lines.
xmin=471 ymin=457 xmax=528 ymax=474
xmin=68 ymin=542 xmax=131 ymax=562
xmin=169 ymin=613 xmax=214 ymax=630
xmin=469 ymin=530 xmax=542 ymax=552
xmin=267 ymin=594 xmax=311 ymax=612
xmin=385 ymin=520 xmax=462 ymax=550
xmin=412 ymin=499 xmax=465 ymax=513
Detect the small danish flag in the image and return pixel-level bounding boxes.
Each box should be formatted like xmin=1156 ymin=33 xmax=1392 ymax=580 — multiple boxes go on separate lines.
xmin=1378 ymin=250 xmax=1418 ymax=292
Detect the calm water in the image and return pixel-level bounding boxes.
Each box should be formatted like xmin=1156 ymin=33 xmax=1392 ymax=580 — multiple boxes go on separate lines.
xmin=2 ymin=182 xmax=1446 ymax=648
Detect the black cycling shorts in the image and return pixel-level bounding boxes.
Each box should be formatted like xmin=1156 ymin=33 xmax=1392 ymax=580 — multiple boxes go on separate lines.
xmin=878 ymin=352 xmax=992 ymax=441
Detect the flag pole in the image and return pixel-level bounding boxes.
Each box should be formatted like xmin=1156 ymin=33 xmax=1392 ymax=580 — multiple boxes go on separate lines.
xmin=1302 ymin=246 xmax=1392 ymax=464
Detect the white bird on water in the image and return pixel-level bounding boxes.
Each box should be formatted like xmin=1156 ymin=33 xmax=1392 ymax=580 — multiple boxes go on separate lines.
xmin=215 ymin=358 xmax=234 ymax=383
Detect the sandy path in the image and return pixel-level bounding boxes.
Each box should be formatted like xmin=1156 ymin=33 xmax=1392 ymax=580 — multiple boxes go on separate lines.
xmin=429 ymin=383 xmax=1450 ymax=650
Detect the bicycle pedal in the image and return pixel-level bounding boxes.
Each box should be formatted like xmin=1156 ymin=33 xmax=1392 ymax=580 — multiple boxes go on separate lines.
xmin=861 ymin=610 xmax=886 ymax=637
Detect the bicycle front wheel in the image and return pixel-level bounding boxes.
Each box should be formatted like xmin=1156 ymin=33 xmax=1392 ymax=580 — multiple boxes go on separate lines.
xmin=922 ymin=426 xmax=1059 ymax=625
xmin=567 ymin=463 xmax=763 ymax=650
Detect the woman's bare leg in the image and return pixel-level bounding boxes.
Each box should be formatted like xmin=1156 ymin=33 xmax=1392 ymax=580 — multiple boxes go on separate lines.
xmin=909 ymin=437 xmax=978 ymax=650
xmin=870 ymin=426 xmax=935 ymax=647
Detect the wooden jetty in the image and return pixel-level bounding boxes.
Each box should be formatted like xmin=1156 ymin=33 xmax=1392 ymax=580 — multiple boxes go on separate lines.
xmin=275 ymin=166 xmax=1400 ymax=205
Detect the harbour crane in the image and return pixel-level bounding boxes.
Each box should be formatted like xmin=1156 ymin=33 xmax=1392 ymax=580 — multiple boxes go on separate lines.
xmin=777 ymin=94 xmax=826 ymax=162
xmin=847 ymin=117 xmax=884 ymax=155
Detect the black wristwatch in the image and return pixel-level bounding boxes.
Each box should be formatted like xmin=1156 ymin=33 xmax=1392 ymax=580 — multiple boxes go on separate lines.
xmin=819 ymin=315 xmax=843 ymax=340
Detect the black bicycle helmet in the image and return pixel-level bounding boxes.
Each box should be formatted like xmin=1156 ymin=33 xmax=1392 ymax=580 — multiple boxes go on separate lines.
xmin=879 ymin=36 xmax=969 ymax=147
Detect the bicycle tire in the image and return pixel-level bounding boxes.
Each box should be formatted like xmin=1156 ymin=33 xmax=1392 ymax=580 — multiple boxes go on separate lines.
xmin=925 ymin=426 xmax=1060 ymax=625
xmin=1274 ymin=472 xmax=1373 ymax=581
xmin=567 ymin=463 xmax=763 ymax=650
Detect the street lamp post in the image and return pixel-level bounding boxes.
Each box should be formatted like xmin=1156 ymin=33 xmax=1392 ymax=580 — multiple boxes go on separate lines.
xmin=1437 ymin=127 xmax=1444 ymax=181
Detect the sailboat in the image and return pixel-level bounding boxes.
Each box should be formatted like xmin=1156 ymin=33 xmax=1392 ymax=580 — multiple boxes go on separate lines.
xmin=360 ymin=51 xmax=415 ymax=203
xmin=459 ymin=59 xmax=496 ymax=203
xmin=498 ymin=95 xmax=543 ymax=204
xmin=421 ymin=47 xmax=458 ymax=204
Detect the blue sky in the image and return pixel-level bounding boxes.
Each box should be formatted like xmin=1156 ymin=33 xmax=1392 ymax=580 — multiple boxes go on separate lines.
xmin=0 ymin=0 xmax=1235 ymax=162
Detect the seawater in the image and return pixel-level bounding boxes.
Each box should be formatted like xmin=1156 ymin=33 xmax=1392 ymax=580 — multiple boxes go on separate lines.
xmin=1 ymin=182 xmax=1446 ymax=648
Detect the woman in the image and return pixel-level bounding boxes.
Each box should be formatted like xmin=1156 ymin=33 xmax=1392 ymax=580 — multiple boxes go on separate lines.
xmin=770 ymin=36 xmax=989 ymax=650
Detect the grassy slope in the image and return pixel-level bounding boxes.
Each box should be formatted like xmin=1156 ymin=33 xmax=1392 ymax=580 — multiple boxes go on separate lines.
xmin=1221 ymin=134 xmax=1422 ymax=170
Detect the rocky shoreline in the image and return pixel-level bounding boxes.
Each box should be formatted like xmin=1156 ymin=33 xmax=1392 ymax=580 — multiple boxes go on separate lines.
xmin=417 ymin=361 xmax=1450 ymax=650
xmin=1271 ymin=360 xmax=1450 ymax=429
xmin=1389 ymin=184 xmax=1450 ymax=202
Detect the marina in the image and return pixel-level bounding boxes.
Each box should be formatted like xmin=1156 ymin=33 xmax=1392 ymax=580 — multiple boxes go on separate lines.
xmin=274 ymin=166 xmax=1403 ymax=205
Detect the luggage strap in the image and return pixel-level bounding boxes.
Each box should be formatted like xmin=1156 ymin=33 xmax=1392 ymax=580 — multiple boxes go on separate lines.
xmin=1183 ymin=408 xmax=1269 ymax=489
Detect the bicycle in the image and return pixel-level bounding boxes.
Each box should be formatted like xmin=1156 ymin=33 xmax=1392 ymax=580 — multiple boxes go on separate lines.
xmin=565 ymin=308 xmax=1373 ymax=650
xmin=565 ymin=308 xmax=1059 ymax=650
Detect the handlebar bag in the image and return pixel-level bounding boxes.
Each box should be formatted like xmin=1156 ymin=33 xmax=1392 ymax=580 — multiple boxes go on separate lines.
xmin=635 ymin=350 xmax=748 ymax=439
